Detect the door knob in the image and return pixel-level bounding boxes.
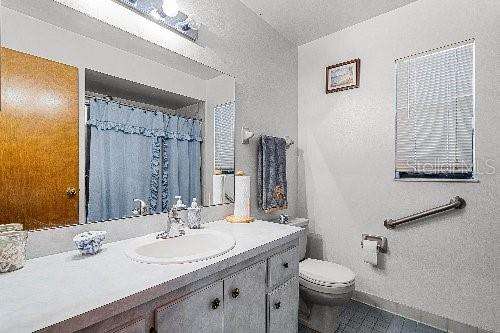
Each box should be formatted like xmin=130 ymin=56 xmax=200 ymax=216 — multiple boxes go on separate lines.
xmin=283 ymin=262 xmax=289 ymax=268
xmin=231 ymin=288 xmax=240 ymax=298
xmin=274 ymin=301 xmax=281 ymax=309
xmin=66 ymin=187 xmax=77 ymax=197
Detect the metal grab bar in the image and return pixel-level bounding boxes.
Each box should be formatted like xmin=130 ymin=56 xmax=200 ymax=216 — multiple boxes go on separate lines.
xmin=384 ymin=196 xmax=466 ymax=229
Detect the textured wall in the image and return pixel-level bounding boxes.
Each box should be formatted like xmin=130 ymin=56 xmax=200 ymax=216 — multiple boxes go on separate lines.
xmin=182 ymin=0 xmax=299 ymax=219
xmin=298 ymin=0 xmax=500 ymax=330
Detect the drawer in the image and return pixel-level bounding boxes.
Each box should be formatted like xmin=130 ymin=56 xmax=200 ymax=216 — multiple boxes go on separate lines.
xmin=267 ymin=246 xmax=298 ymax=290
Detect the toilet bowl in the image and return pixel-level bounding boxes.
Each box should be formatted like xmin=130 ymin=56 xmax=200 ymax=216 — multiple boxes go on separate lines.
xmin=288 ymin=218 xmax=355 ymax=333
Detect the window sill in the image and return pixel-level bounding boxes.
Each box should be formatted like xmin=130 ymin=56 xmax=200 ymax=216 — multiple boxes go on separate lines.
xmin=394 ymin=178 xmax=479 ymax=183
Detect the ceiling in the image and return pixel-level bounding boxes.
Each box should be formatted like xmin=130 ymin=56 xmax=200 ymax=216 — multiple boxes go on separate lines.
xmin=239 ymin=0 xmax=419 ymax=45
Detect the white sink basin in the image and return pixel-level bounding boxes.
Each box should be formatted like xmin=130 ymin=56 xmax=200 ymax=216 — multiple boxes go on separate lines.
xmin=126 ymin=229 xmax=236 ymax=264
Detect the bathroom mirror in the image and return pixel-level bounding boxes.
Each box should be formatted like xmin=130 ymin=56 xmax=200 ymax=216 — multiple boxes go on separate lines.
xmin=0 ymin=0 xmax=236 ymax=230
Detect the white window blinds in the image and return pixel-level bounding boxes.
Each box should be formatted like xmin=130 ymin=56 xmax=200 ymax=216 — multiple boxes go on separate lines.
xmin=395 ymin=41 xmax=475 ymax=179
xmin=214 ymin=102 xmax=235 ymax=172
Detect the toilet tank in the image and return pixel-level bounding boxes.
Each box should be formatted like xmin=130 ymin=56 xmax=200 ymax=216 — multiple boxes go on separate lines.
xmin=287 ymin=218 xmax=309 ymax=260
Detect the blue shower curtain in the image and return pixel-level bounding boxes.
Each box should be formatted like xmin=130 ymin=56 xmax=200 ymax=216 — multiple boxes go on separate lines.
xmin=161 ymin=116 xmax=202 ymax=211
xmin=87 ymin=99 xmax=202 ymax=222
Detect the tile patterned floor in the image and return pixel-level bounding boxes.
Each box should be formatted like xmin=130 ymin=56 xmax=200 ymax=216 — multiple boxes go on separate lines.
xmin=299 ymin=300 xmax=445 ymax=333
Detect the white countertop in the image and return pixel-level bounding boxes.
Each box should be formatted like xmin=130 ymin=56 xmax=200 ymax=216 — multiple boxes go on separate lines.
xmin=0 ymin=220 xmax=300 ymax=332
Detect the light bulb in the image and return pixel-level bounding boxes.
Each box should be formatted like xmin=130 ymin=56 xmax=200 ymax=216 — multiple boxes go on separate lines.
xmin=162 ymin=0 xmax=179 ymax=17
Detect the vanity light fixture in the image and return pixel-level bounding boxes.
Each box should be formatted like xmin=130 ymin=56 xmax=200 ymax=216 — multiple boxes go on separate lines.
xmin=116 ymin=0 xmax=200 ymax=41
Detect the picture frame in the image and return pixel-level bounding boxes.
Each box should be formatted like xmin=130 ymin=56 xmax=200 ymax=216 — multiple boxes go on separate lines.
xmin=326 ymin=59 xmax=360 ymax=93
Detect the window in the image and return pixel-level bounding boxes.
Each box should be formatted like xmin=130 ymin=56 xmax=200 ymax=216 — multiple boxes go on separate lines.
xmin=214 ymin=102 xmax=235 ymax=172
xmin=395 ymin=41 xmax=475 ymax=180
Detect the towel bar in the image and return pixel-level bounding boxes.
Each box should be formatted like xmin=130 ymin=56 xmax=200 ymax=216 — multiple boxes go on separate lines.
xmin=384 ymin=196 xmax=466 ymax=229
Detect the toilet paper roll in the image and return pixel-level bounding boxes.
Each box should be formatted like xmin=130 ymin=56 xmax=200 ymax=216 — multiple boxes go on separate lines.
xmin=234 ymin=175 xmax=250 ymax=217
xmin=212 ymin=175 xmax=225 ymax=205
xmin=362 ymin=240 xmax=379 ymax=266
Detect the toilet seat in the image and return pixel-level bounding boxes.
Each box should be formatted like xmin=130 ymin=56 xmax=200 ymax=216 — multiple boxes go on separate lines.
xmin=299 ymin=258 xmax=355 ymax=295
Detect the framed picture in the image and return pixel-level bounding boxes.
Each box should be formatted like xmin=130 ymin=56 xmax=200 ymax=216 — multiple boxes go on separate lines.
xmin=326 ymin=59 xmax=360 ymax=93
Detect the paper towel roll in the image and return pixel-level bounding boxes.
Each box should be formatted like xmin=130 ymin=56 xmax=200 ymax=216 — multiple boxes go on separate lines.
xmin=212 ymin=175 xmax=225 ymax=205
xmin=362 ymin=240 xmax=379 ymax=266
xmin=234 ymin=175 xmax=250 ymax=217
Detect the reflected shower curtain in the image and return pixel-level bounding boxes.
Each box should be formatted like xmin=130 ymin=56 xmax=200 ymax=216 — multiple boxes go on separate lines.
xmin=87 ymin=99 xmax=202 ymax=221
xmin=162 ymin=116 xmax=202 ymax=211
xmin=86 ymin=99 xmax=164 ymax=222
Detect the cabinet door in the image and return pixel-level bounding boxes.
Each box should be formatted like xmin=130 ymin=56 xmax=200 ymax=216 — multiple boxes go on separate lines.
xmin=223 ymin=261 xmax=266 ymax=333
xmin=267 ymin=277 xmax=299 ymax=333
xmin=155 ymin=281 xmax=223 ymax=333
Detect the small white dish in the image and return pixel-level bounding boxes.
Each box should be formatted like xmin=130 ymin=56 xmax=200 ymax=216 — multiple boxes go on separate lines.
xmin=73 ymin=231 xmax=107 ymax=255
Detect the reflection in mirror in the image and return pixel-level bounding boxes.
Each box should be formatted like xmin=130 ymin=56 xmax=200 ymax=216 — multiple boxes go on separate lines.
xmin=84 ymin=70 xmax=208 ymax=223
xmin=213 ymin=104 xmax=236 ymax=205
xmin=0 ymin=3 xmax=236 ymax=230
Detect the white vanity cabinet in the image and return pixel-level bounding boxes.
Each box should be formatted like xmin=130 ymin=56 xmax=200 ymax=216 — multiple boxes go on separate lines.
xmin=152 ymin=252 xmax=298 ymax=333
xmin=154 ymin=257 xmax=294 ymax=333
xmin=72 ymin=242 xmax=299 ymax=333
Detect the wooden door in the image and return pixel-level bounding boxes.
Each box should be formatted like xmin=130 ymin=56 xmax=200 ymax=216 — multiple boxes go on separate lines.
xmin=223 ymin=261 xmax=267 ymax=333
xmin=0 ymin=47 xmax=79 ymax=230
xmin=155 ymin=281 xmax=224 ymax=333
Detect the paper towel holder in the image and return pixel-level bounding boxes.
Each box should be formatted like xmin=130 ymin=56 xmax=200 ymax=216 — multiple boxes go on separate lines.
xmin=361 ymin=234 xmax=387 ymax=253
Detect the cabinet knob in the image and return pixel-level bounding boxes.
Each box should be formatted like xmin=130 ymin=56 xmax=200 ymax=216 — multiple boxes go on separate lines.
xmin=283 ymin=262 xmax=289 ymax=268
xmin=274 ymin=301 xmax=281 ymax=309
xmin=211 ymin=298 xmax=221 ymax=309
xmin=231 ymin=288 xmax=240 ymax=298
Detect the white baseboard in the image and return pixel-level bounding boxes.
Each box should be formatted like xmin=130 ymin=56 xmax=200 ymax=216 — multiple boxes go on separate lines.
xmin=352 ymin=290 xmax=493 ymax=333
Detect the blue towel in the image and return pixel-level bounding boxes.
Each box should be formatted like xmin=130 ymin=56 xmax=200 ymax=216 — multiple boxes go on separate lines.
xmin=258 ymin=135 xmax=288 ymax=212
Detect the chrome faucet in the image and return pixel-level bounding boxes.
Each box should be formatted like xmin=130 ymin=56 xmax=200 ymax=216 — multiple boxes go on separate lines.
xmin=132 ymin=199 xmax=148 ymax=216
xmin=157 ymin=201 xmax=186 ymax=239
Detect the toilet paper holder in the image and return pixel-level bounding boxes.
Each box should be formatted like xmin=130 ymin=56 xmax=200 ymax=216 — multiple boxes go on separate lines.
xmin=361 ymin=234 xmax=388 ymax=253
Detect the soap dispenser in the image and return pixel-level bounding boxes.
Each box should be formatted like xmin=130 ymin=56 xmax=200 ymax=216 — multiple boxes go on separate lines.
xmin=187 ymin=198 xmax=201 ymax=229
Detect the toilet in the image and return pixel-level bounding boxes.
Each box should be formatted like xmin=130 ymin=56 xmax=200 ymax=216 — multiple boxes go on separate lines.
xmin=288 ymin=218 xmax=355 ymax=333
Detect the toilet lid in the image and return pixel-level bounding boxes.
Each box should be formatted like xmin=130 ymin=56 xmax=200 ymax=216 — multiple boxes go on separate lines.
xmin=299 ymin=258 xmax=355 ymax=287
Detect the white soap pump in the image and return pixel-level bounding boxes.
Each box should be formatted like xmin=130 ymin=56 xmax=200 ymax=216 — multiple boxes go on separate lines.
xmin=187 ymin=198 xmax=201 ymax=229
xmin=168 ymin=196 xmax=186 ymax=237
